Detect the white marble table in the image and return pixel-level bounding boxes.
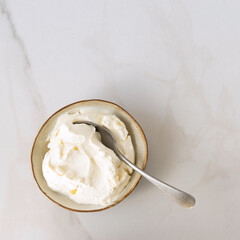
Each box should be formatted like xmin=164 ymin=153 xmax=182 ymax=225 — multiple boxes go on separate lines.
xmin=1 ymin=0 xmax=240 ymax=239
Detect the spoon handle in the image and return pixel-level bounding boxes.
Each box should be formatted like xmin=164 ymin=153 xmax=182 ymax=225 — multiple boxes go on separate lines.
xmin=116 ymin=150 xmax=195 ymax=208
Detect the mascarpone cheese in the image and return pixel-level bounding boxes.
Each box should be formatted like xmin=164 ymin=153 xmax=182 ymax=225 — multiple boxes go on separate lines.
xmin=42 ymin=111 xmax=135 ymax=205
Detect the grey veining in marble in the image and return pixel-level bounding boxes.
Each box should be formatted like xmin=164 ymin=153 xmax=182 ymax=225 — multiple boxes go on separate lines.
xmin=1 ymin=0 xmax=240 ymax=239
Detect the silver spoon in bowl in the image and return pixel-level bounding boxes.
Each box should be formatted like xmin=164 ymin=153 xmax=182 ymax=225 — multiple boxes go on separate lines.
xmin=73 ymin=121 xmax=195 ymax=208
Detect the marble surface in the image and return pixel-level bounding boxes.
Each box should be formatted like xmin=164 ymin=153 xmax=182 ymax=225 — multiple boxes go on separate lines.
xmin=1 ymin=0 xmax=240 ymax=239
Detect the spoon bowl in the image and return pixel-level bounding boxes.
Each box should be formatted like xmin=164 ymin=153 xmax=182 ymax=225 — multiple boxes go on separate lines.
xmin=31 ymin=99 xmax=148 ymax=212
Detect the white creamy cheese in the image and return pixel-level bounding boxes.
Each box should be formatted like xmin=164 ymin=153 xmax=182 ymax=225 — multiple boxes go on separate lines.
xmin=42 ymin=111 xmax=135 ymax=206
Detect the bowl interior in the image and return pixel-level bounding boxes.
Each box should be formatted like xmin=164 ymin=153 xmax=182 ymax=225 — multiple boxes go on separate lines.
xmin=31 ymin=100 xmax=148 ymax=212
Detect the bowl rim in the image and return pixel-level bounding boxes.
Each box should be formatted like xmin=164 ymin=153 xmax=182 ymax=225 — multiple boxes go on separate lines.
xmin=31 ymin=99 xmax=148 ymax=212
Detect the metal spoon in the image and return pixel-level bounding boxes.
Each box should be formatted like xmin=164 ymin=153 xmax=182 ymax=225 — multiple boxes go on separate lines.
xmin=73 ymin=121 xmax=195 ymax=208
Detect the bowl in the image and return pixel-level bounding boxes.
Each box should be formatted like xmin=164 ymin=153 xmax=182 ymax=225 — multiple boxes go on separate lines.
xmin=31 ymin=99 xmax=148 ymax=212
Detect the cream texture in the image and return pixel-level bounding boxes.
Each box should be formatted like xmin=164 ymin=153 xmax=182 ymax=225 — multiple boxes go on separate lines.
xmin=42 ymin=111 xmax=135 ymax=205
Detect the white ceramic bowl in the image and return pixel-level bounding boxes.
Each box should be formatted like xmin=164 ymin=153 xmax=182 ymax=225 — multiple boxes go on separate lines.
xmin=31 ymin=99 xmax=148 ymax=212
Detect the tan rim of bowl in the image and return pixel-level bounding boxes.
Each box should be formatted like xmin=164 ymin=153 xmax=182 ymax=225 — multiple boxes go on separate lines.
xmin=31 ymin=99 xmax=148 ymax=212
